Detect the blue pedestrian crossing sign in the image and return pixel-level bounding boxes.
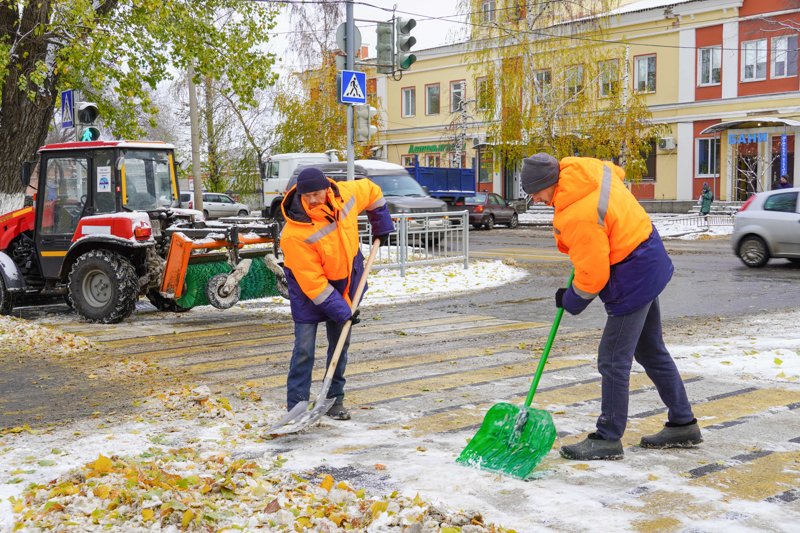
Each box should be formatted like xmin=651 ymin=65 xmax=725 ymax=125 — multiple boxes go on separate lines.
xmin=340 ymin=70 xmax=367 ymax=105
xmin=60 ymin=89 xmax=74 ymax=129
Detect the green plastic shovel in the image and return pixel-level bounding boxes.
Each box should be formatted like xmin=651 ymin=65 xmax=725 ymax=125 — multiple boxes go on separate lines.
xmin=456 ymin=270 xmax=574 ymax=480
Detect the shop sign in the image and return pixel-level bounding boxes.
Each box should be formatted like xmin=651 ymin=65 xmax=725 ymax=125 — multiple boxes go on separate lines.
xmin=780 ymin=134 xmax=788 ymax=175
xmin=408 ymin=143 xmax=456 ymax=153
xmin=728 ymin=132 xmax=768 ymax=144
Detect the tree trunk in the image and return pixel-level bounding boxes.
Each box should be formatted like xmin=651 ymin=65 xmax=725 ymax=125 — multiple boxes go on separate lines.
xmin=0 ymin=1 xmax=58 ymax=194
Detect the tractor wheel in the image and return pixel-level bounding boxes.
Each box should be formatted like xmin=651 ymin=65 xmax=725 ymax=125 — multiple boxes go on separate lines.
xmin=0 ymin=276 xmax=13 ymax=315
xmin=146 ymin=289 xmax=190 ymax=313
xmin=68 ymin=249 xmax=139 ymax=323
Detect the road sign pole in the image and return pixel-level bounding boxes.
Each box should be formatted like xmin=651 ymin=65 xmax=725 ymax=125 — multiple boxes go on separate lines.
xmin=346 ymin=1 xmax=355 ymax=181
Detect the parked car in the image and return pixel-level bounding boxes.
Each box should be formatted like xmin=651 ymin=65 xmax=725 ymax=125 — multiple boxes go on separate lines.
xmin=435 ymin=191 xmax=518 ymax=230
xmin=179 ymin=192 xmax=250 ymax=219
xmin=731 ymin=187 xmax=800 ymax=267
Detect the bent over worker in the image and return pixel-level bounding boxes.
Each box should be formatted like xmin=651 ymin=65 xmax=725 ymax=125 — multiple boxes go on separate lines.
xmin=280 ymin=167 xmax=394 ymax=420
xmin=521 ymin=153 xmax=702 ymax=461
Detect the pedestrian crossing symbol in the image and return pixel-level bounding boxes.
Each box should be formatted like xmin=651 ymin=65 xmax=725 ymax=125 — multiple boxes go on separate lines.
xmin=340 ymin=70 xmax=367 ymax=104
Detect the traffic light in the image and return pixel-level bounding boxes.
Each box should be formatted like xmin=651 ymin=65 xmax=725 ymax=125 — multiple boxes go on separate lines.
xmin=395 ymin=17 xmax=417 ymax=71
xmin=376 ymin=22 xmax=394 ymax=74
xmin=354 ymin=105 xmax=378 ymax=142
xmin=77 ymin=101 xmax=100 ymax=141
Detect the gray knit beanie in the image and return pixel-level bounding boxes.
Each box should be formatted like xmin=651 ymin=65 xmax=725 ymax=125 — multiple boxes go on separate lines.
xmin=520 ymin=153 xmax=560 ymax=194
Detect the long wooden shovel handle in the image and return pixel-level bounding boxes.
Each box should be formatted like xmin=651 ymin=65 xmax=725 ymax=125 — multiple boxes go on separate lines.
xmin=524 ymin=269 xmax=575 ymax=408
xmin=318 ymin=238 xmax=381 ymax=387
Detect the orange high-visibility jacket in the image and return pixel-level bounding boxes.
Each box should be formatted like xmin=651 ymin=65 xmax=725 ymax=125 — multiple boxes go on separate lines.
xmin=280 ymin=178 xmax=393 ymax=324
xmin=552 ymin=157 xmax=654 ymax=299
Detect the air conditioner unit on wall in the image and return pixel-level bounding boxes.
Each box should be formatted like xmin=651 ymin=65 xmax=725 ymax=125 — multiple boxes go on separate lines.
xmin=658 ymin=137 xmax=676 ymax=150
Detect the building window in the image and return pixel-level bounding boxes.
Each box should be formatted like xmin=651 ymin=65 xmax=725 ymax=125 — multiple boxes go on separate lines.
xmin=772 ymin=35 xmax=798 ymax=78
xmin=742 ymin=39 xmax=767 ymax=81
xmin=426 ymin=154 xmax=441 ymax=167
xmin=451 ymin=80 xmax=465 ymax=112
xmin=447 ymin=152 xmax=467 ymax=168
xmin=698 ymin=46 xmax=721 ymax=86
xmin=643 ymin=139 xmax=657 ymax=180
xmin=478 ymin=151 xmax=493 ymax=183
xmin=634 ymin=54 xmax=656 ymax=92
xmin=565 ymin=65 xmax=584 ymax=98
xmin=401 ymin=155 xmax=416 ymax=167
xmin=401 ymin=87 xmax=415 ymax=117
xmin=696 ymin=138 xmax=721 ymax=176
xmin=476 ymin=77 xmax=492 ymax=110
xmin=599 ymin=59 xmax=619 ymax=97
xmin=481 ymin=0 xmax=495 ymax=23
xmin=425 ymin=83 xmax=440 ymax=115
xmin=533 ymin=69 xmax=551 ymax=104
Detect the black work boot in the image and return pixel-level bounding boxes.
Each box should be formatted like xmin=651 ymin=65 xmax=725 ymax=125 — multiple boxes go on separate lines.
xmin=640 ymin=419 xmax=702 ymax=449
xmin=325 ymin=397 xmax=351 ymax=421
xmin=560 ymin=432 xmax=624 ymax=461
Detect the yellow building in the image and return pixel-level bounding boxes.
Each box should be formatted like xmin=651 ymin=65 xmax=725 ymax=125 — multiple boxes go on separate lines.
xmin=371 ymin=0 xmax=800 ymax=202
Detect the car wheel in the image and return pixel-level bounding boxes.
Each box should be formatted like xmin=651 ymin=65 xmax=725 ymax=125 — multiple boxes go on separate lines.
xmin=237 ymin=209 xmax=248 ymax=217
xmin=484 ymin=215 xmax=494 ymax=230
xmin=203 ymin=209 xmax=210 ymax=220
xmin=737 ymin=235 xmax=769 ymax=268
xmin=508 ymin=213 xmax=518 ymax=229
xmin=68 ymin=249 xmax=139 ymax=323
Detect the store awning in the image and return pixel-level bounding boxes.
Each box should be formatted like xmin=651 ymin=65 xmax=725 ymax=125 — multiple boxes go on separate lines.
xmin=699 ymin=117 xmax=800 ymax=135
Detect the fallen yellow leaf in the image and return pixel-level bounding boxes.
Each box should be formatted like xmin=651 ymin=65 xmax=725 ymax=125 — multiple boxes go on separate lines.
xmin=141 ymin=508 xmax=154 ymax=521
xmin=320 ymin=474 xmax=334 ymax=491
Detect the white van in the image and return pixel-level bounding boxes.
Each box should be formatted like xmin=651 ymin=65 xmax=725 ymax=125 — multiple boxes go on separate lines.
xmin=261 ymin=152 xmax=337 ymax=218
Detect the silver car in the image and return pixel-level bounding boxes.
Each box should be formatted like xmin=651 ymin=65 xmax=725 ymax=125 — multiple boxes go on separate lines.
xmin=179 ymin=192 xmax=250 ymax=219
xmin=732 ymin=186 xmax=800 ymax=267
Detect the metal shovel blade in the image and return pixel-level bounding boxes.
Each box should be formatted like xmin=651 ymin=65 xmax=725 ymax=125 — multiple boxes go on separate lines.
xmin=266 ymin=400 xmax=309 ymax=434
xmin=456 ymin=402 xmax=557 ymax=480
xmin=265 ymin=396 xmax=337 ymax=435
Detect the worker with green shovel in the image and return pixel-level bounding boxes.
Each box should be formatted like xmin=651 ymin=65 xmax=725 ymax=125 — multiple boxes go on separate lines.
xmin=521 ymin=153 xmax=702 ymax=461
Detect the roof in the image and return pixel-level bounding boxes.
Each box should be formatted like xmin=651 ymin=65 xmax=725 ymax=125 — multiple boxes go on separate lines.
xmin=608 ymin=0 xmax=700 ymax=16
xmin=39 ymin=140 xmax=175 ymax=152
xmin=699 ymin=117 xmax=800 ymax=135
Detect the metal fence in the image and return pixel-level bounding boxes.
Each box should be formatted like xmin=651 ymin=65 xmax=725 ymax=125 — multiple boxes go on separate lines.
xmin=358 ymin=211 xmax=470 ymax=276
xmin=668 ymin=214 xmax=736 ymax=229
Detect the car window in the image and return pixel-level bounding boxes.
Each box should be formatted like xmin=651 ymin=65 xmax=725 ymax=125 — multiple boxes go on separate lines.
xmin=464 ymin=192 xmax=488 ymax=204
xmin=763 ymin=192 xmax=798 ymax=213
xmin=369 ymin=175 xmax=427 ymax=197
xmin=219 ymin=195 xmax=234 ymax=204
xmin=204 ymin=194 xmax=218 ymax=203
xmin=490 ymin=194 xmax=504 ymax=205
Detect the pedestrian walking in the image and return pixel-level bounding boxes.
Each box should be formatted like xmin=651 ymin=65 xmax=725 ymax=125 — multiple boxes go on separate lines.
xmin=521 ymin=153 xmax=702 ymax=461
xmin=699 ymin=182 xmax=714 ymax=218
xmin=280 ymin=167 xmax=394 ymax=420
xmin=777 ymin=174 xmax=792 ymax=189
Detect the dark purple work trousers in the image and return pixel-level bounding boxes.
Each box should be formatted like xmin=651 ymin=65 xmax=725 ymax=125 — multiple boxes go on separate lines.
xmin=595 ymin=297 xmax=695 ymax=440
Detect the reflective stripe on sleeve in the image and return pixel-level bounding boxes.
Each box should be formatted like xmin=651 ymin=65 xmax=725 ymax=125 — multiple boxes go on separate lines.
xmin=312 ymin=284 xmax=334 ymax=305
xmin=304 ymin=222 xmax=338 ymax=244
xmin=573 ymin=285 xmax=599 ymax=299
xmin=597 ymin=165 xmax=611 ymax=226
xmin=366 ymin=197 xmax=387 ymax=211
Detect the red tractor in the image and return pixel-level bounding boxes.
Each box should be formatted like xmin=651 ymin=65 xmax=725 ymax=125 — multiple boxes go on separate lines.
xmin=0 ymin=140 xmax=285 ymax=323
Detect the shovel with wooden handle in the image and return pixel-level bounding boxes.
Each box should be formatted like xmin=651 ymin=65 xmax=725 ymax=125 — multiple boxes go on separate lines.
xmin=267 ymin=238 xmax=381 ymax=434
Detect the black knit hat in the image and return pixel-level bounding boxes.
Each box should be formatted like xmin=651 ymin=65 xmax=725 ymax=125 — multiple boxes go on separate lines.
xmin=296 ymin=167 xmax=330 ymax=194
xmin=521 ymin=153 xmax=560 ymax=194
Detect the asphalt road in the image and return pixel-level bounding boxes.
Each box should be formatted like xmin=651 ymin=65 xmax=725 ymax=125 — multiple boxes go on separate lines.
xmin=2 ymin=227 xmax=799 ymax=529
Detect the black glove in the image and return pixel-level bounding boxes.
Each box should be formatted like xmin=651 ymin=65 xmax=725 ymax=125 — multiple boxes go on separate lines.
xmin=376 ymin=234 xmax=391 ymax=246
xmin=555 ymin=288 xmax=566 ymax=309
xmin=350 ymin=309 xmax=361 ymax=325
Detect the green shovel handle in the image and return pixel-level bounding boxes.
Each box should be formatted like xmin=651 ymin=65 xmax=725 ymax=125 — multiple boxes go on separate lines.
xmin=524 ymin=269 xmax=575 ymax=408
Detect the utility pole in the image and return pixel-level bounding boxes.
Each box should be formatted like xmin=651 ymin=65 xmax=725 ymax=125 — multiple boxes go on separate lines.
xmin=346 ymin=1 xmax=355 ymax=180
xmin=188 ymin=63 xmax=203 ymax=212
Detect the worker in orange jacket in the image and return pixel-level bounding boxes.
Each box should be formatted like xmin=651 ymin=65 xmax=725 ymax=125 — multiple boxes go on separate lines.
xmin=522 ymin=153 xmax=701 ymax=461
xmin=280 ymin=167 xmax=394 ymax=420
